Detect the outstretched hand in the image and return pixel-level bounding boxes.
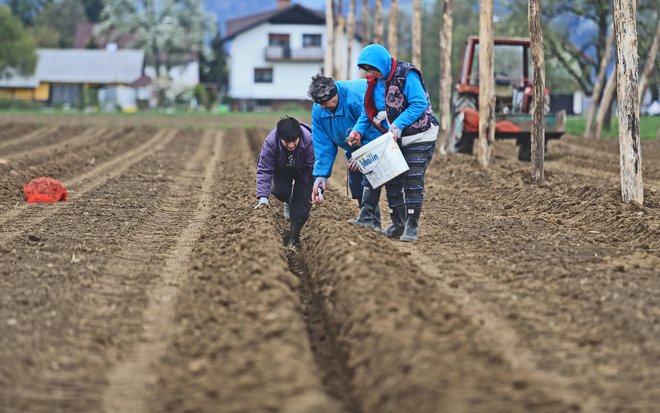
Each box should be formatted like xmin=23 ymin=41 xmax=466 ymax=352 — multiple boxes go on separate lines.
xmin=254 ymin=197 xmax=270 ymax=209
xmin=348 ymin=157 xmax=360 ymax=172
xmin=312 ymin=177 xmax=328 ymax=205
xmin=346 ymin=131 xmax=362 ymax=147
xmin=389 ymin=124 xmax=402 ymax=141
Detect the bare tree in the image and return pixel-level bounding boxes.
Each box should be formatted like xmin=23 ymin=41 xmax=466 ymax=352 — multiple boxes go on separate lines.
xmin=361 ymin=0 xmax=370 ymax=45
xmin=346 ymin=0 xmax=356 ymax=79
xmin=638 ymin=20 xmax=660 ymax=103
xmin=529 ymin=0 xmax=545 ymax=184
xmin=374 ymin=0 xmax=383 ymax=44
xmin=325 ymin=0 xmax=335 ymax=77
xmin=336 ymin=0 xmax=345 ymax=79
xmin=388 ymin=0 xmax=398 ymax=55
xmin=594 ymin=70 xmax=616 ymax=139
xmin=437 ymin=0 xmax=452 ymax=155
xmin=412 ymin=0 xmax=422 ymax=67
xmin=477 ymin=0 xmax=494 ymax=167
xmin=584 ymin=29 xmax=614 ymax=137
xmin=613 ymin=0 xmax=643 ymax=204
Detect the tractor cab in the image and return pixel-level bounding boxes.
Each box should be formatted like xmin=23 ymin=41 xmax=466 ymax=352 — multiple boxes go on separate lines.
xmin=450 ymin=36 xmax=566 ymax=161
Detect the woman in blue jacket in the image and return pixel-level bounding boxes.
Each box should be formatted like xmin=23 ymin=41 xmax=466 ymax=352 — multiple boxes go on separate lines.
xmin=308 ymin=73 xmax=383 ymax=230
xmin=348 ymin=44 xmax=439 ymax=242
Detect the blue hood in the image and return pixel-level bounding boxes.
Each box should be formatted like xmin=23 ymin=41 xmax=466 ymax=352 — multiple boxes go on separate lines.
xmin=357 ymin=44 xmax=392 ymax=78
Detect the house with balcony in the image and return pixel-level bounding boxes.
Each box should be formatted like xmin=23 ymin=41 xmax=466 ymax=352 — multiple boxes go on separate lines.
xmin=224 ymin=0 xmax=362 ymax=111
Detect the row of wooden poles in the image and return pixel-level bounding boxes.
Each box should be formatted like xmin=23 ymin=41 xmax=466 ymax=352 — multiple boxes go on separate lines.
xmin=322 ymin=0 xmax=651 ymax=205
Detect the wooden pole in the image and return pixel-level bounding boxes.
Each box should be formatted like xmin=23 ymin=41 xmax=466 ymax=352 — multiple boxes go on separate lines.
xmin=346 ymin=0 xmax=356 ymax=79
xmin=477 ymin=0 xmax=494 ymax=167
xmin=638 ymin=21 xmax=660 ymax=104
xmin=584 ymin=30 xmax=614 ymax=137
xmin=374 ymin=0 xmax=383 ymax=44
xmin=438 ymin=0 xmax=453 ymax=155
xmin=325 ymin=0 xmax=335 ymax=77
xmin=613 ymin=0 xmax=643 ymax=204
xmin=361 ymin=0 xmax=370 ymax=45
xmin=388 ymin=0 xmax=399 ymax=56
xmin=594 ymin=70 xmax=616 ymax=139
xmin=529 ymin=0 xmax=544 ymax=184
xmin=412 ymin=0 xmax=422 ymax=68
xmin=336 ymin=0 xmax=345 ymax=79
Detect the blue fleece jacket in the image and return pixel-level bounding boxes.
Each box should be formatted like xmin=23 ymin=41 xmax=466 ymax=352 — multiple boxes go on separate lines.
xmin=352 ymin=44 xmax=429 ymax=135
xmin=311 ymin=79 xmax=381 ymax=178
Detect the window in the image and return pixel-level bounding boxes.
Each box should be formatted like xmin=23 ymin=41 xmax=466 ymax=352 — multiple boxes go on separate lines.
xmin=303 ymin=34 xmax=322 ymax=48
xmin=269 ymin=34 xmax=290 ymax=47
xmin=254 ymin=68 xmax=273 ymax=83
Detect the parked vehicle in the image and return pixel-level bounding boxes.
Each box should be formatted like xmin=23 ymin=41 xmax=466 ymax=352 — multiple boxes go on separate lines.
xmin=450 ymin=36 xmax=566 ymax=161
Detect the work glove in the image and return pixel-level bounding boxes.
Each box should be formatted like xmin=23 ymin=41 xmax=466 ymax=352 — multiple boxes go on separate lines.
xmin=346 ymin=131 xmax=362 ymax=147
xmin=254 ymin=197 xmax=270 ymax=209
xmin=312 ymin=177 xmax=328 ymax=205
xmin=389 ymin=124 xmax=402 ymax=141
xmin=373 ymin=110 xmax=388 ymax=125
xmin=347 ymin=157 xmax=360 ymax=172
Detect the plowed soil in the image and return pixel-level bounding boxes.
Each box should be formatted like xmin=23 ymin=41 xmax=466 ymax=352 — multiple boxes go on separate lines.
xmin=1 ymin=118 xmax=659 ymax=413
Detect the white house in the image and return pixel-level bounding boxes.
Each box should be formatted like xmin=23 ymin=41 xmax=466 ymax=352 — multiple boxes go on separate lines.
xmin=224 ymin=0 xmax=363 ymax=110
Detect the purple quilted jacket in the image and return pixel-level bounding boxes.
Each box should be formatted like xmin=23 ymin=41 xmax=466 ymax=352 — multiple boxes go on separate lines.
xmin=256 ymin=124 xmax=314 ymax=198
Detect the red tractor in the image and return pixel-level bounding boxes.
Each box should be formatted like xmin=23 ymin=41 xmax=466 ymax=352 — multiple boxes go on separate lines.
xmin=450 ymin=36 xmax=566 ymax=161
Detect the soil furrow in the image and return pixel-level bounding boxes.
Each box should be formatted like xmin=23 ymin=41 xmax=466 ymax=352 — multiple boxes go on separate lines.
xmin=102 ymin=130 xmax=221 ymax=413
xmin=2 ymin=120 xmax=659 ymax=413
xmin=0 ymin=125 xmax=158 ymax=211
xmin=0 ymin=130 xmax=198 ymax=412
xmin=4 ymin=127 xmax=107 ymax=159
xmin=288 ymin=247 xmax=360 ymax=413
xmin=148 ymin=129 xmax=340 ymax=413
xmin=302 ymin=194 xmax=579 ymax=412
xmin=0 ymin=129 xmax=175 ymax=247
xmin=0 ymin=126 xmax=58 ymax=152
xmin=398 ymin=243 xmax=600 ymax=412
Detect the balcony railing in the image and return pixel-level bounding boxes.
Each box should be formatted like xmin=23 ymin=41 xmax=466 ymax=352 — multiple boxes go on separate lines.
xmin=265 ymin=46 xmax=324 ymax=62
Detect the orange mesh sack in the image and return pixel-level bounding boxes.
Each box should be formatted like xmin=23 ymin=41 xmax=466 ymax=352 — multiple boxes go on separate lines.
xmin=23 ymin=177 xmax=68 ymax=203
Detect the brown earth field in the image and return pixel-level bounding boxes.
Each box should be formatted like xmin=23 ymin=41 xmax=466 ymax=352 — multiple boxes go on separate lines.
xmin=1 ymin=115 xmax=659 ymax=413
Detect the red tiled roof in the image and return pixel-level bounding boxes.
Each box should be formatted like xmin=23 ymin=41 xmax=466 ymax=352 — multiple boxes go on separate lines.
xmin=130 ymin=74 xmax=152 ymax=87
xmin=73 ymin=23 xmax=135 ymax=49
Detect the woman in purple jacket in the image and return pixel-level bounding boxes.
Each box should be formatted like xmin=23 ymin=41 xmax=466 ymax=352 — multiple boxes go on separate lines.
xmin=255 ymin=116 xmax=315 ymax=247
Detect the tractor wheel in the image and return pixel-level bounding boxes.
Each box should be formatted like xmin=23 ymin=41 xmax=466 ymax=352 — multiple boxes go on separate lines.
xmin=517 ymin=138 xmax=549 ymax=162
xmin=450 ymin=94 xmax=477 ymax=154
xmin=518 ymin=139 xmax=531 ymax=162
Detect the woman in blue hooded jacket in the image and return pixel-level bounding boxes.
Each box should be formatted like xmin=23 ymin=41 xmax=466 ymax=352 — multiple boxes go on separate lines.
xmin=347 ymin=43 xmax=439 ymax=242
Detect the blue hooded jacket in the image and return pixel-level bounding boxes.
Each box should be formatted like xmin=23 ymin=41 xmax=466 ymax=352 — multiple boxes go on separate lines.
xmin=311 ymin=79 xmax=381 ymax=178
xmin=352 ymin=44 xmax=430 ymax=136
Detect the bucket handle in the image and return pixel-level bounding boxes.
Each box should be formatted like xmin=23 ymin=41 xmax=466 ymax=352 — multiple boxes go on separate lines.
xmin=359 ymin=135 xmax=393 ymax=175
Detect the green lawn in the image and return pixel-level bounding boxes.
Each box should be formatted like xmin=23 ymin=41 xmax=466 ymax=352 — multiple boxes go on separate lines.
xmin=566 ymin=115 xmax=660 ymax=140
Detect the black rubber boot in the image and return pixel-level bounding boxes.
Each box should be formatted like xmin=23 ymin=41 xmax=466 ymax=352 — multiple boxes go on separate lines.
xmin=383 ymin=206 xmax=406 ymax=239
xmin=287 ymin=220 xmax=303 ymax=247
xmin=400 ymin=207 xmax=421 ymax=242
xmin=347 ymin=187 xmax=381 ymax=231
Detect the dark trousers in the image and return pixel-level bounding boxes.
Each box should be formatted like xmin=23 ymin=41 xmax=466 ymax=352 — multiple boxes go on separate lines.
xmin=385 ymin=141 xmax=435 ymax=209
xmin=272 ymin=168 xmax=313 ymax=224
xmin=348 ymin=168 xmax=365 ymax=203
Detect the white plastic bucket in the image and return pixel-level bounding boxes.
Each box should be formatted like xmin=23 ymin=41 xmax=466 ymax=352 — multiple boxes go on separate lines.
xmin=350 ymin=132 xmax=409 ymax=188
